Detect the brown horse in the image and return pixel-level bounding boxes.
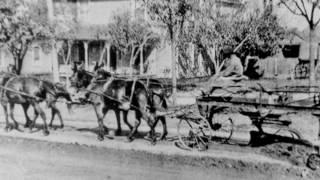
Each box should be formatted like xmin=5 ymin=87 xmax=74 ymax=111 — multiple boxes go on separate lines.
xmin=1 ymin=76 xmax=72 ymax=135
xmin=84 ymin=75 xmax=158 ymax=142
xmin=70 ymin=62 xmax=168 ymax=142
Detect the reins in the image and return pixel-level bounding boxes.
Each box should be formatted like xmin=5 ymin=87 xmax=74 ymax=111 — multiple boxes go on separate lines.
xmin=0 ymin=74 xmax=73 ymax=105
xmin=0 ymin=84 xmax=73 ymax=105
xmin=74 ymin=69 xmax=168 ymax=112
xmin=83 ymin=88 xmax=149 ymax=111
xmin=0 ymin=84 xmax=40 ymax=100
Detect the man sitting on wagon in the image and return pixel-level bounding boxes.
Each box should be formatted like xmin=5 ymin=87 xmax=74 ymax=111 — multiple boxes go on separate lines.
xmin=200 ymin=47 xmax=248 ymax=96
xmin=220 ymin=47 xmax=244 ymax=79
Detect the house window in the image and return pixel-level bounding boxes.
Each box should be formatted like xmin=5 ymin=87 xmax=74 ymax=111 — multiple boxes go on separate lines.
xmin=33 ymin=46 xmax=41 ymax=62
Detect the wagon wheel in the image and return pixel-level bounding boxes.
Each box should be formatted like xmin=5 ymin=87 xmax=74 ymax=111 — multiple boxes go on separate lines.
xmin=210 ymin=116 xmax=234 ymax=143
xmin=307 ymin=153 xmax=320 ymax=170
xmin=176 ymin=118 xmax=211 ymax=151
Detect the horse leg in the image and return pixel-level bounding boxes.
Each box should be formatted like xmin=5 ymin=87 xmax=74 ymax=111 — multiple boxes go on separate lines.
xmin=32 ymin=102 xmax=49 ymax=136
xmin=135 ymin=93 xmax=157 ymax=144
xmin=140 ymin=109 xmax=157 ymax=144
xmin=93 ymin=104 xmax=107 ymax=141
xmin=123 ymin=110 xmax=133 ymax=131
xmin=159 ymin=116 xmax=168 ymax=140
xmin=1 ymin=102 xmax=11 ymax=132
xmin=49 ymin=103 xmax=64 ymax=129
xmin=127 ymin=111 xmax=141 ymax=142
xmin=101 ymin=106 xmax=109 ymax=133
xmin=145 ymin=115 xmax=159 ymax=140
xmin=114 ymin=109 xmax=122 ymax=136
xmin=22 ymin=103 xmax=32 ymax=128
xmin=29 ymin=109 xmax=39 ymax=133
xmin=9 ymin=103 xmax=19 ymax=129
xmin=48 ymin=108 xmax=56 ymax=128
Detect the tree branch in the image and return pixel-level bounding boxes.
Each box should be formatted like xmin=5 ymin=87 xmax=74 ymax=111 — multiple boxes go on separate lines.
xmin=280 ymin=0 xmax=304 ymax=16
xmin=293 ymin=0 xmax=310 ymax=21
xmin=311 ymin=2 xmax=316 ymax=24
xmin=315 ymin=16 xmax=320 ymax=27
xmin=300 ymin=0 xmax=308 ymax=17
xmin=280 ymin=0 xmax=310 ymax=23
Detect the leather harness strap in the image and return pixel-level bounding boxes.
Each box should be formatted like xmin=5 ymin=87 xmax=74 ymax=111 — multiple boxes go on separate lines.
xmin=129 ymin=78 xmax=137 ymax=105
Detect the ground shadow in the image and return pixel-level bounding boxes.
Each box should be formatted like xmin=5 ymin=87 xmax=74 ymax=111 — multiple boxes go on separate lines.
xmin=0 ymin=122 xmax=54 ymax=133
xmin=76 ymin=127 xmax=152 ymax=140
xmin=249 ymin=131 xmax=314 ymax=148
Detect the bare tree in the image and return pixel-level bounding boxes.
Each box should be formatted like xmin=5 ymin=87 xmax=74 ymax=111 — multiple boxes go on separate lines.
xmin=107 ymin=11 xmax=159 ymax=74
xmin=142 ymin=0 xmax=192 ymax=104
xmin=279 ymin=0 xmax=320 ymax=83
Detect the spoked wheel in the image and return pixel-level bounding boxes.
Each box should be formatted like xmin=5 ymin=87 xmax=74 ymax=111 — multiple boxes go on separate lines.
xmin=210 ymin=116 xmax=234 ymax=143
xmin=307 ymin=153 xmax=320 ymax=170
xmin=176 ymin=118 xmax=211 ymax=151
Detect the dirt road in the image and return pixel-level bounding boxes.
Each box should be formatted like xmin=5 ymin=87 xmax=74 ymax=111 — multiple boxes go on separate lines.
xmin=0 ymin=136 xmax=309 ymax=180
xmin=0 ymin=103 xmax=319 ymax=179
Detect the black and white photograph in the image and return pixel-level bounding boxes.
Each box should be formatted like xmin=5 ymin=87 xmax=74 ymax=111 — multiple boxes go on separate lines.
xmin=1 ymin=0 xmax=320 ymax=179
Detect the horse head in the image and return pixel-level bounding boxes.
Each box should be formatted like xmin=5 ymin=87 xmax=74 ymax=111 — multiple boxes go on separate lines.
xmin=70 ymin=61 xmax=94 ymax=89
xmin=89 ymin=63 xmax=113 ymax=88
xmin=92 ymin=62 xmax=111 ymax=80
xmin=53 ymin=82 xmax=72 ymax=101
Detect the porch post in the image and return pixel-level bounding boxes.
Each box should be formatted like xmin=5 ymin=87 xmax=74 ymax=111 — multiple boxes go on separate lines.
xmin=106 ymin=43 xmax=111 ymax=71
xmin=116 ymin=49 xmax=120 ymax=73
xmin=83 ymin=41 xmax=89 ymax=70
xmin=274 ymin=58 xmax=278 ymax=77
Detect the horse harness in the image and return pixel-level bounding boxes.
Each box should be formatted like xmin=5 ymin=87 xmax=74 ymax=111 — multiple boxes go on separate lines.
xmin=85 ymin=76 xmax=165 ymax=112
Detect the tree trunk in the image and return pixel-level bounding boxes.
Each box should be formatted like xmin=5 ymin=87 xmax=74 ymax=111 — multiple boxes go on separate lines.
xmin=140 ymin=45 xmax=144 ymax=75
xmin=66 ymin=41 xmax=73 ymax=64
xmin=52 ymin=42 xmax=60 ymax=82
xmin=309 ymin=28 xmax=316 ymax=84
xmin=129 ymin=46 xmax=136 ymax=75
xmin=192 ymin=44 xmax=199 ymax=72
xmin=199 ymin=48 xmax=215 ymax=75
xmin=14 ymin=57 xmax=23 ymax=75
xmin=177 ymin=55 xmax=188 ymax=76
xmin=171 ymin=42 xmax=177 ymax=105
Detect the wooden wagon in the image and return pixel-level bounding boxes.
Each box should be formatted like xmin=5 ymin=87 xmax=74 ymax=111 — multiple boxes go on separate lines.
xmin=171 ymin=84 xmax=320 ymax=169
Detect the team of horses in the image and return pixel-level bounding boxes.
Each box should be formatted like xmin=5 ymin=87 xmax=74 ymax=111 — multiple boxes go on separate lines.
xmin=0 ymin=62 xmax=169 ymax=144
